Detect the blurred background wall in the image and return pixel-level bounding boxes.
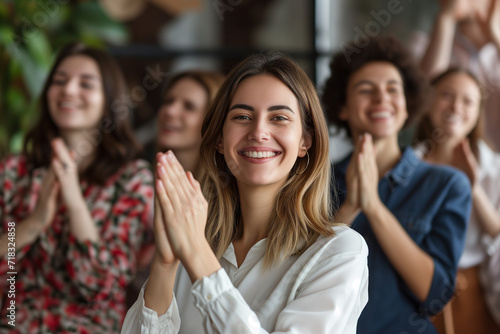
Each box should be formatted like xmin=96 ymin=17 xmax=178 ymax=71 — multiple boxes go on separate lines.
xmin=0 ymin=0 xmax=438 ymax=160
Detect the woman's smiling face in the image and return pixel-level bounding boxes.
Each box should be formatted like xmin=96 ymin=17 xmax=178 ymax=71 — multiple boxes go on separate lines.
xmin=47 ymin=55 xmax=105 ymax=131
xmin=340 ymin=61 xmax=408 ymax=140
xmin=219 ymin=74 xmax=311 ymax=188
xmin=157 ymin=77 xmax=209 ymax=152
xmin=428 ymin=72 xmax=481 ymax=141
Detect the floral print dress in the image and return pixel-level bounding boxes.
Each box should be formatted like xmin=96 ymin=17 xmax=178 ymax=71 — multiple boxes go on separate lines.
xmin=0 ymin=155 xmax=154 ymax=333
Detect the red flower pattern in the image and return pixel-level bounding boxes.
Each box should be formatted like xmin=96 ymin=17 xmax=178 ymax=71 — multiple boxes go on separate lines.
xmin=0 ymin=155 xmax=154 ymax=333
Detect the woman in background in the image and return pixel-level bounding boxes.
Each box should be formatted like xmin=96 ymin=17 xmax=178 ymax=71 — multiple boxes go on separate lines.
xmin=127 ymin=70 xmax=225 ymax=307
xmin=156 ymin=70 xmax=225 ymax=173
xmin=0 ymin=42 xmax=153 ymax=333
xmin=322 ymin=36 xmax=471 ymax=334
xmin=415 ymin=68 xmax=500 ymax=333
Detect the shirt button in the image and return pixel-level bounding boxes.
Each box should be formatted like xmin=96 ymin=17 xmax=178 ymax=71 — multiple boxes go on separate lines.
xmin=207 ymin=293 xmax=212 ymax=301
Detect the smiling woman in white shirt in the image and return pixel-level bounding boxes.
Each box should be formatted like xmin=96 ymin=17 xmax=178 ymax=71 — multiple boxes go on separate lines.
xmin=121 ymin=52 xmax=369 ymax=334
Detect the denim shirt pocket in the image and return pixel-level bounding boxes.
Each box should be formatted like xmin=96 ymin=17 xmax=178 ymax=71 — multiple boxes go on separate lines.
xmin=394 ymin=211 xmax=432 ymax=243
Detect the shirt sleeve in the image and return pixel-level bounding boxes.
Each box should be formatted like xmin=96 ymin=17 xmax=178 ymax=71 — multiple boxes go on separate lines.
xmin=418 ymin=172 xmax=471 ymax=315
xmin=121 ymin=232 xmax=369 ymax=334
xmin=121 ymin=280 xmax=181 ymax=334
xmin=191 ymin=239 xmax=368 ymax=333
xmin=65 ymin=162 xmax=154 ymax=302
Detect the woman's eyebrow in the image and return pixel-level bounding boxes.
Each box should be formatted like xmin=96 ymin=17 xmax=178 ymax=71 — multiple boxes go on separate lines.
xmin=229 ymin=104 xmax=294 ymax=113
xmin=229 ymin=103 xmax=253 ymax=111
xmin=353 ymin=79 xmax=402 ymax=88
xmin=53 ymin=71 xmax=99 ymax=81
xmin=268 ymin=105 xmax=294 ymax=113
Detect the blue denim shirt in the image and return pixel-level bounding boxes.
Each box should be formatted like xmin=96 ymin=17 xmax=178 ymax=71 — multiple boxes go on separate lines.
xmin=333 ymin=147 xmax=470 ymax=334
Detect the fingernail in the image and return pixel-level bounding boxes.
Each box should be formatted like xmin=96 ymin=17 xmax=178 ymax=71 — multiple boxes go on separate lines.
xmin=166 ymin=150 xmax=174 ymax=160
xmin=160 ymin=154 xmax=168 ymax=164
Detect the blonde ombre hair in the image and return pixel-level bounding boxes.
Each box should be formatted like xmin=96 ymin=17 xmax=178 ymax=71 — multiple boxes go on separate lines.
xmin=199 ymin=52 xmax=339 ymax=268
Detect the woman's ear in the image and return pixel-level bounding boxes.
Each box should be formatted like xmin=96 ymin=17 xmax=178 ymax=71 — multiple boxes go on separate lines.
xmin=298 ymin=133 xmax=312 ymax=158
xmin=216 ymin=137 xmax=224 ymax=154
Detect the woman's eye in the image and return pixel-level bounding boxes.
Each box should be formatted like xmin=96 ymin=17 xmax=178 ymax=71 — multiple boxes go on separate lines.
xmin=440 ymin=91 xmax=453 ymax=99
xmin=52 ymin=79 xmax=66 ymax=85
xmin=184 ymin=102 xmax=196 ymax=111
xmin=81 ymin=82 xmax=93 ymax=89
xmin=234 ymin=115 xmax=251 ymax=120
xmin=359 ymin=89 xmax=372 ymax=94
xmin=272 ymin=115 xmax=288 ymax=121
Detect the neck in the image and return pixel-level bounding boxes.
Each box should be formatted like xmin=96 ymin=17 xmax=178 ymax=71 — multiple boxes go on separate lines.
xmin=170 ymin=148 xmax=200 ymax=177
xmin=424 ymin=138 xmax=461 ymax=165
xmin=366 ymin=136 xmax=402 ymax=177
xmin=236 ymin=182 xmax=281 ymax=247
xmin=60 ymin=129 xmax=97 ymax=172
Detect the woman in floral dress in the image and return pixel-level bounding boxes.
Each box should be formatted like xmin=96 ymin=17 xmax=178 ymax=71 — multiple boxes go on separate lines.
xmin=0 ymin=42 xmax=153 ymax=333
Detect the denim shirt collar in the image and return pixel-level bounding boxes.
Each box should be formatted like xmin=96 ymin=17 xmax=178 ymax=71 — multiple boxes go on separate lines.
xmin=384 ymin=147 xmax=420 ymax=187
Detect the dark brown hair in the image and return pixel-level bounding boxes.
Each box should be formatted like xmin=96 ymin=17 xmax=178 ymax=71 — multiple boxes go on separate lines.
xmin=160 ymin=70 xmax=225 ymax=105
xmin=322 ymin=36 xmax=427 ymax=137
xmin=414 ymin=68 xmax=485 ymax=159
xmin=157 ymin=70 xmax=225 ymax=153
xmin=23 ymin=42 xmax=141 ymax=184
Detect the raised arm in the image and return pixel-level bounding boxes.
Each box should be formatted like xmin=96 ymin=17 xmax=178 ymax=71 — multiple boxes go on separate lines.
xmin=420 ymin=0 xmax=459 ymax=77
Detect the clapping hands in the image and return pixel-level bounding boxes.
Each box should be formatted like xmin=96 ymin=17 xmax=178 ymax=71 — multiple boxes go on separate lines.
xmin=33 ymin=138 xmax=82 ymax=226
xmin=345 ymin=133 xmax=382 ymax=215
xmin=153 ymin=151 xmax=208 ymax=266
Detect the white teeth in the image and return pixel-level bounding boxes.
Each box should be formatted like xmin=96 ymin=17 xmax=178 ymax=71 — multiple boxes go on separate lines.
xmin=60 ymin=102 xmax=78 ymax=108
xmin=371 ymin=111 xmax=391 ymax=119
xmin=444 ymin=114 xmax=460 ymax=123
xmin=242 ymin=151 xmax=277 ymax=158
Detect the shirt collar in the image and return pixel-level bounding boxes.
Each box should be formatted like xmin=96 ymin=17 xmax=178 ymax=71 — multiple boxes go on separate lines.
xmin=385 ymin=147 xmax=420 ymax=187
xmin=222 ymin=238 xmax=268 ymax=269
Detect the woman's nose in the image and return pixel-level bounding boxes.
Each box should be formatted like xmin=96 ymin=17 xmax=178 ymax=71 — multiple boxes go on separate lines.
xmin=247 ymin=118 xmax=270 ymax=142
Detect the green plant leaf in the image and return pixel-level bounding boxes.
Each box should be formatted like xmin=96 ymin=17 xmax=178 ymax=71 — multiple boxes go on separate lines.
xmin=11 ymin=44 xmax=49 ymax=99
xmin=6 ymin=87 xmax=26 ymax=117
xmin=25 ymin=30 xmax=52 ymax=67
xmin=9 ymin=130 xmax=24 ymax=154
xmin=73 ymin=2 xmax=128 ymax=45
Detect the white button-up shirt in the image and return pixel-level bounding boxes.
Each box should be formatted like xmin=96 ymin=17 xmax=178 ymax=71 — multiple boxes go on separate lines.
xmin=121 ymin=226 xmax=369 ymax=334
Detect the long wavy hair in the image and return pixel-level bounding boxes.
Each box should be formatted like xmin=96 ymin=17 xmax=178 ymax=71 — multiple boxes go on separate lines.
xmin=199 ymin=52 xmax=338 ymax=268
xmin=23 ymin=42 xmax=141 ymax=184
xmin=414 ymin=68 xmax=485 ymax=159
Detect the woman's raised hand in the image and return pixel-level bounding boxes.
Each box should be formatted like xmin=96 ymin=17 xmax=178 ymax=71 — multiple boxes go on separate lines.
xmin=452 ymin=139 xmax=479 ymax=188
xmin=474 ymin=0 xmax=500 ymax=47
xmin=357 ymin=133 xmax=382 ymax=214
xmin=152 ymin=153 xmax=178 ymax=266
xmin=155 ymin=151 xmax=208 ymax=264
xmin=439 ymin=0 xmax=469 ymax=21
xmin=33 ymin=167 xmax=60 ymax=228
xmin=51 ymin=138 xmax=83 ymax=210
xmin=345 ymin=135 xmax=362 ymax=210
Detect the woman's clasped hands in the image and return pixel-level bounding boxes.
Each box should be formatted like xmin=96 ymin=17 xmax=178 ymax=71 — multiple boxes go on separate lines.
xmin=345 ymin=133 xmax=382 ymax=218
xmin=33 ymin=137 xmax=82 ymax=227
xmin=153 ymin=151 xmax=219 ymax=282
